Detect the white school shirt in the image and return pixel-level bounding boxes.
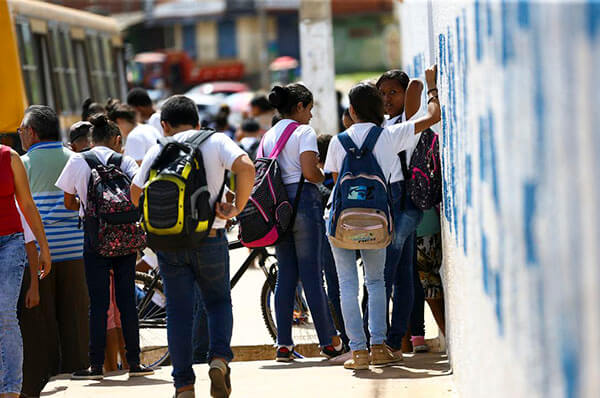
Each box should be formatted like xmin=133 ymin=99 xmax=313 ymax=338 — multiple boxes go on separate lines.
xmin=383 ymin=111 xmax=422 ymax=183
xmin=260 ymin=119 xmax=319 ymax=185
xmin=55 ymin=146 xmax=139 ymax=218
xmin=124 ymin=123 xmax=162 ymax=162
xmin=132 ymin=130 xmax=246 ymax=230
xmin=324 ymin=121 xmax=417 ymax=181
xmin=147 ymin=111 xmax=164 ymax=136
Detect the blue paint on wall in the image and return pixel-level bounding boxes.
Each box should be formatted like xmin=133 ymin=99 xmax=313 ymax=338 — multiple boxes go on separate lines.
xmin=517 ymin=0 xmax=530 ymax=28
xmin=488 ymin=111 xmax=500 ymax=210
xmin=438 ymin=34 xmax=446 ymax=76
xmin=501 ymin=1 xmax=515 ymax=65
xmin=560 ymin=332 xmax=579 ymax=398
xmin=481 ymin=232 xmax=490 ymax=294
xmin=466 ymin=155 xmax=473 ymax=206
xmin=479 ymin=116 xmax=487 ymax=179
xmin=494 ymin=273 xmax=504 ymax=335
xmin=588 ymin=1 xmax=600 ymax=38
xmin=486 ymin=2 xmax=493 ymax=37
xmin=463 ymin=213 xmax=468 ymax=254
xmin=475 ymin=0 xmax=483 ymax=60
xmin=524 ymin=182 xmax=538 ymax=266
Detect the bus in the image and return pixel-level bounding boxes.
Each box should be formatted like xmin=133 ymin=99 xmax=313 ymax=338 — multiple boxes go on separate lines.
xmin=0 ymin=0 xmax=127 ymax=148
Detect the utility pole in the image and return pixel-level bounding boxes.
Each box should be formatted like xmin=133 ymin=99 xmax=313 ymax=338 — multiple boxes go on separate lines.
xmin=299 ymin=0 xmax=337 ymax=135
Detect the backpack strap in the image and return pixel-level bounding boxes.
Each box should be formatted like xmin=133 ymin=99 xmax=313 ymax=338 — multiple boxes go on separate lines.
xmin=81 ymin=151 xmax=103 ymax=170
xmin=360 ymin=126 xmax=384 ymax=155
xmin=107 ymin=153 xmax=123 ymax=168
xmin=337 ymin=131 xmax=360 ymax=158
xmin=185 ymin=128 xmax=216 ymax=148
xmin=257 ymin=121 xmax=300 ymax=159
xmin=398 ymin=150 xmax=410 ymax=211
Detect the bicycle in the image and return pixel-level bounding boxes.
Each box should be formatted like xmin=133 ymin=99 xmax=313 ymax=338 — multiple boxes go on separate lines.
xmin=135 ymin=235 xmax=339 ymax=367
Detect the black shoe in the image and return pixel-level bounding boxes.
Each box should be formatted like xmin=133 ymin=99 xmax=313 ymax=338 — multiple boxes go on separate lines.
xmin=208 ymin=359 xmax=231 ymax=398
xmin=275 ymin=346 xmax=294 ymax=362
xmin=320 ymin=344 xmax=345 ymax=359
xmin=72 ymin=366 xmax=104 ymax=380
xmin=129 ymin=364 xmax=155 ymax=377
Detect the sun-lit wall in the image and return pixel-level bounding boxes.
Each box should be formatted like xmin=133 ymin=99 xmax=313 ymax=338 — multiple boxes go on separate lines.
xmin=399 ymin=1 xmax=600 ymax=397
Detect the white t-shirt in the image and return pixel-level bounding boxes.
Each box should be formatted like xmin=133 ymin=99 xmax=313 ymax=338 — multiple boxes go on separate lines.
xmin=260 ymin=119 xmax=319 ymax=185
xmin=55 ymin=146 xmax=139 ymax=217
xmin=324 ymin=121 xmax=417 ymax=182
xmin=124 ymin=123 xmax=162 ymax=162
xmin=383 ymin=111 xmax=422 ymax=183
xmin=147 ymin=112 xmax=164 ymax=136
xmin=132 ymin=130 xmax=246 ymax=230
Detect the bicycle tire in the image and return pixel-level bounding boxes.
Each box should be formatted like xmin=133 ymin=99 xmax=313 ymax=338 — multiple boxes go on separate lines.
xmin=135 ymin=271 xmax=170 ymax=368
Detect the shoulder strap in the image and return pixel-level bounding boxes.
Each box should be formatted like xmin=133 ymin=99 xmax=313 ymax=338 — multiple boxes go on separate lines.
xmin=360 ymin=126 xmax=384 ymax=154
xmin=81 ymin=151 xmax=102 ymax=170
xmin=337 ymin=131 xmax=360 ymax=157
xmin=157 ymin=136 xmax=174 ymax=146
xmin=398 ymin=150 xmax=410 ymax=181
xmin=258 ymin=121 xmax=300 ymax=159
xmin=107 ymin=153 xmax=123 ymax=168
xmin=185 ymin=129 xmax=216 ymax=147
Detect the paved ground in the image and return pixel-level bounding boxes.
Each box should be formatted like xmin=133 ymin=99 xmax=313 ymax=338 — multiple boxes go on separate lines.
xmin=41 ymin=352 xmax=456 ymax=397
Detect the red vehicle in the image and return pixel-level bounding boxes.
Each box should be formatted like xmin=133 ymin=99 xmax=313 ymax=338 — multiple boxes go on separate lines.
xmin=130 ymin=50 xmax=245 ymax=93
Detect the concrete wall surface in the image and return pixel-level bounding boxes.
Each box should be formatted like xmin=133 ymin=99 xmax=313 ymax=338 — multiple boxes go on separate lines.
xmin=399 ymin=1 xmax=600 ymax=397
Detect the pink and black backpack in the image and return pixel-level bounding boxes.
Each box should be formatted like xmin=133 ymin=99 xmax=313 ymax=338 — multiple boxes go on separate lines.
xmin=399 ymin=128 xmax=442 ymax=210
xmin=238 ymin=122 xmax=302 ymax=248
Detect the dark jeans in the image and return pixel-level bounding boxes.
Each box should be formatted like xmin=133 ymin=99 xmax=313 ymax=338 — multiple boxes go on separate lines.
xmin=157 ymin=230 xmax=233 ymax=389
xmin=384 ymin=182 xmax=423 ymax=350
xmin=410 ymin=242 xmax=426 ymax=336
xmin=274 ymin=183 xmax=336 ymax=347
xmin=192 ymin=283 xmax=209 ymax=364
xmin=18 ymin=258 xmax=89 ymax=396
xmin=83 ymin=250 xmax=140 ymax=368
xmin=320 ymin=224 xmax=349 ymax=345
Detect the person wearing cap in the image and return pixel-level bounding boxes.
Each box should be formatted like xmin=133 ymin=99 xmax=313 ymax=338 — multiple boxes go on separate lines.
xmin=69 ymin=121 xmax=92 ymax=153
xmin=17 ymin=106 xmax=89 ymax=396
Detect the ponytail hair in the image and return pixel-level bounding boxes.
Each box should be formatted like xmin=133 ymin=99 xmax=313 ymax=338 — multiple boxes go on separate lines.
xmin=81 ymin=98 xmax=106 ymax=121
xmin=89 ymin=113 xmax=121 ymax=144
xmin=268 ymin=83 xmax=313 ymax=117
xmin=348 ymin=82 xmax=384 ymax=126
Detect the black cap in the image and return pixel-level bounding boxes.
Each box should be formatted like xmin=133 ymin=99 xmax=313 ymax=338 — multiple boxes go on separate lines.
xmin=69 ymin=121 xmax=92 ymax=143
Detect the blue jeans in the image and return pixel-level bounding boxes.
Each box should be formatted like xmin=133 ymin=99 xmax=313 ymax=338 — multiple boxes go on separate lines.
xmin=384 ymin=181 xmax=423 ymax=349
xmin=331 ymin=246 xmax=386 ymax=352
xmin=0 ymin=233 xmax=26 ymax=394
xmin=320 ymin=224 xmax=348 ymax=345
xmin=192 ymin=283 xmax=209 ymax=364
xmin=157 ymin=230 xmax=233 ymax=389
xmin=274 ymin=183 xmax=336 ymax=347
xmin=83 ymin=249 xmax=140 ymax=367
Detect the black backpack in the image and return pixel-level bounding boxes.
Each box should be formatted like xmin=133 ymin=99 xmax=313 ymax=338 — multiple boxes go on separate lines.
xmin=399 ymin=128 xmax=442 ymax=210
xmin=140 ymin=129 xmax=225 ymax=252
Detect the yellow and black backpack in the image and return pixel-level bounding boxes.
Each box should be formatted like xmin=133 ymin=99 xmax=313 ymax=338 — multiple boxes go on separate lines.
xmin=140 ymin=129 xmax=225 ymax=251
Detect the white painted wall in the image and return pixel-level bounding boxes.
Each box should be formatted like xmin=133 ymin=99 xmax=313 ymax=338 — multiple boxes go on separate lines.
xmin=399 ymin=1 xmax=600 ymax=397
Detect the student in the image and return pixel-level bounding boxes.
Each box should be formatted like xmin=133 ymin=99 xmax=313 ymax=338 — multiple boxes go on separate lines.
xmin=324 ymin=65 xmax=440 ymax=370
xmin=342 ymin=108 xmax=354 ymax=130
xmin=0 ymin=143 xmax=51 ymax=398
xmin=81 ymin=98 xmax=106 ymax=122
xmin=108 ymin=103 xmax=162 ymax=165
xmin=69 ymin=121 xmax=92 ymax=152
xmin=17 ymin=106 xmax=89 ymax=396
xmin=127 ymin=87 xmax=156 ymax=123
xmin=249 ymin=94 xmax=276 ymax=132
xmin=131 ymin=95 xmax=255 ymax=398
xmin=56 ymin=114 xmax=153 ymax=380
xmin=375 ymin=69 xmax=427 ymax=357
xmin=262 ymin=84 xmax=342 ymax=362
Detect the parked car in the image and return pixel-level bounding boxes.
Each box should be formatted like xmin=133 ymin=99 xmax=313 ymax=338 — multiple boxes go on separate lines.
xmin=185 ymin=81 xmax=250 ymax=97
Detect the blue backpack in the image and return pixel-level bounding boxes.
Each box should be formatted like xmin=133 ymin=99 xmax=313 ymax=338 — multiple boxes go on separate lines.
xmin=327 ymin=126 xmax=392 ymax=250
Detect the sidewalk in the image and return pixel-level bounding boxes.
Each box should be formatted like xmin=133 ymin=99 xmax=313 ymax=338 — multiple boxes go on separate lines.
xmin=41 ymin=352 xmax=456 ymax=397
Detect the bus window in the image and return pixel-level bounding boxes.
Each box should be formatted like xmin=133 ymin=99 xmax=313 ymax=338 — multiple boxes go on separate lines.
xmin=15 ymin=20 xmax=44 ymax=105
xmin=37 ymin=34 xmax=55 ymax=110
xmin=48 ymin=25 xmax=70 ymax=113
xmin=113 ymin=47 xmax=127 ymax=100
xmin=59 ymin=28 xmax=80 ymax=112
xmin=86 ymin=33 xmax=107 ymax=101
xmin=100 ymin=36 xmax=117 ymax=98
xmin=73 ymin=40 xmax=91 ymax=103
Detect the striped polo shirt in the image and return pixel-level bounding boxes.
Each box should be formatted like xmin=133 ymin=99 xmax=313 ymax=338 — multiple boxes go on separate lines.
xmin=21 ymin=142 xmax=84 ymax=262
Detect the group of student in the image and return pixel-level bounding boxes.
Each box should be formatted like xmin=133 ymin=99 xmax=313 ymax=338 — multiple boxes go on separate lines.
xmin=0 ymin=62 xmax=443 ymax=398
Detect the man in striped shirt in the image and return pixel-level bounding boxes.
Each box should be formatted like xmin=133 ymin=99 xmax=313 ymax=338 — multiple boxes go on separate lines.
xmin=18 ymin=106 xmax=89 ymax=397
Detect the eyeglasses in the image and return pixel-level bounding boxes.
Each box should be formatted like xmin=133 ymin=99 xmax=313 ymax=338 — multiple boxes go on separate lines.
xmin=17 ymin=126 xmax=27 ymax=135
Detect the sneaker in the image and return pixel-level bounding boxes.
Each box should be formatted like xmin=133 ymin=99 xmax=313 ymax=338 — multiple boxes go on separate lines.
xmin=411 ymin=336 xmax=429 ymax=353
xmin=370 ymin=344 xmax=403 ymax=366
xmin=320 ymin=344 xmax=345 ymax=359
xmin=275 ymin=346 xmax=294 ymax=362
xmin=343 ymin=350 xmax=370 ymax=370
xmin=72 ymin=366 xmax=103 ymax=380
xmin=129 ymin=364 xmax=155 ymax=377
xmin=208 ymin=359 xmax=231 ymax=398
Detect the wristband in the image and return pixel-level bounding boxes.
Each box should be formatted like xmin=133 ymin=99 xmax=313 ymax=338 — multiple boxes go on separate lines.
xmin=427 ymin=88 xmax=438 ymax=95
xmin=427 ymin=96 xmax=439 ymax=104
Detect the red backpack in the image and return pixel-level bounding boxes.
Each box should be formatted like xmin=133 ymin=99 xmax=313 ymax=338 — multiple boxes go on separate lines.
xmin=82 ymin=152 xmax=146 ymax=257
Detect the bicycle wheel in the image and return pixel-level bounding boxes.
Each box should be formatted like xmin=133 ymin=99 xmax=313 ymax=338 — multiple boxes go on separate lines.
xmin=260 ymin=266 xmax=322 ymax=345
xmin=135 ymin=271 xmax=169 ymax=367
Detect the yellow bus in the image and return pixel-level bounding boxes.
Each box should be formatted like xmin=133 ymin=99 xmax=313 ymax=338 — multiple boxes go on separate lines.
xmin=1 ymin=0 xmax=127 ymax=147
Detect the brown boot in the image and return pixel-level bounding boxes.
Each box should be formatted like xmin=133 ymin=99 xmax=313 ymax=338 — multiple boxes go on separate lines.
xmin=370 ymin=344 xmax=403 ymax=366
xmin=343 ymin=350 xmax=370 ymax=370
